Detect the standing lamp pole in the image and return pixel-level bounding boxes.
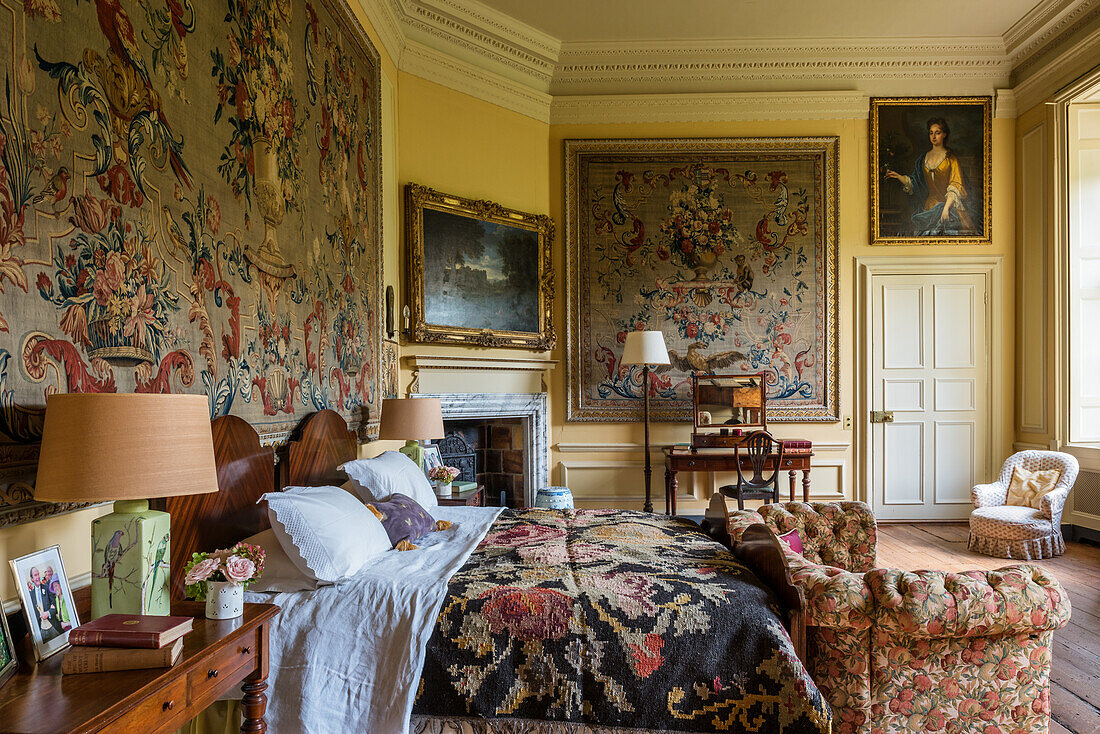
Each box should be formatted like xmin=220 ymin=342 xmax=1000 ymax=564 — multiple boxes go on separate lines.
xmin=622 ymin=331 xmax=670 ymax=514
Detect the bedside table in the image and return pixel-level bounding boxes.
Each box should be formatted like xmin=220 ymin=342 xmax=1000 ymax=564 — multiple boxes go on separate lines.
xmin=0 ymin=601 xmax=279 ymax=734
xmin=436 ymin=484 xmax=485 ymax=506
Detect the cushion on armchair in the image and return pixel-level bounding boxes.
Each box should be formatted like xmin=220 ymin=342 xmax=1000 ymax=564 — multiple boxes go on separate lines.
xmin=1005 ymin=465 xmax=1061 ymax=508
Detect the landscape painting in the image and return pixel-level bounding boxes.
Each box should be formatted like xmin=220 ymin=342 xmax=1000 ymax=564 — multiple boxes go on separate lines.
xmin=406 ymin=185 xmax=554 ymax=350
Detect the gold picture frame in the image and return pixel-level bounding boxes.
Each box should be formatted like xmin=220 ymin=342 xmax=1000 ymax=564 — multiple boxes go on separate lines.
xmin=405 ymin=184 xmax=555 ymax=350
xmin=870 ymin=96 xmax=992 ymax=245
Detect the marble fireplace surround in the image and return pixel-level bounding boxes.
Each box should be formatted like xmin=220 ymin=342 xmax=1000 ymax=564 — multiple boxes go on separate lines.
xmin=414 ymin=393 xmax=548 ymax=507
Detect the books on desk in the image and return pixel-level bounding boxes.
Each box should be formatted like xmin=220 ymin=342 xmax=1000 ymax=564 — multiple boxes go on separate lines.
xmin=62 ymin=614 xmax=192 ymax=674
xmin=62 ymin=637 xmax=184 ymax=674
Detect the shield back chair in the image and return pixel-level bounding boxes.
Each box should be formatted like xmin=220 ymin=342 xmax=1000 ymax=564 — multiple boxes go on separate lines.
xmin=719 ymin=430 xmax=783 ymax=510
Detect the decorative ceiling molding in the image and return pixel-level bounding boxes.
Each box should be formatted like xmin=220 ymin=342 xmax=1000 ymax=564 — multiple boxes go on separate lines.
xmin=550 ymin=91 xmax=870 ymax=125
xmin=354 ymin=0 xmax=1094 ymax=122
xmin=1013 ymin=23 xmax=1100 ymax=111
xmin=401 ymin=39 xmax=553 ymax=121
xmin=995 ymin=88 xmax=1018 ymax=119
xmin=551 ymin=39 xmax=1011 ymax=96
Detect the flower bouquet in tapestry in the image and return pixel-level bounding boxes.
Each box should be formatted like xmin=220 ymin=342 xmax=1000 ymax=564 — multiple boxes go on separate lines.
xmin=183 ymin=543 xmax=265 ymax=620
xmin=428 ymin=465 xmax=461 ymax=496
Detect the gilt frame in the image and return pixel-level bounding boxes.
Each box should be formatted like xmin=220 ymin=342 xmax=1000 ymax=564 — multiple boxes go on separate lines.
xmin=405 ymin=184 xmax=555 ymax=350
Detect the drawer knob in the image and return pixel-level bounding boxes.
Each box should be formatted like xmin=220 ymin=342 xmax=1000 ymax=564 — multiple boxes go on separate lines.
xmin=687 ymin=461 xmax=696 ymax=467
xmin=163 ymin=700 xmax=175 ymax=711
xmin=208 ymin=669 xmax=219 ymax=679
xmin=241 ymin=646 xmax=252 ymax=655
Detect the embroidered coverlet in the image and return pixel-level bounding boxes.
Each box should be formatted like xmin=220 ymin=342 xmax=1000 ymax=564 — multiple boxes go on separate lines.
xmin=413 ymin=509 xmax=831 ymax=733
xmin=564 ymin=138 xmax=838 ymax=423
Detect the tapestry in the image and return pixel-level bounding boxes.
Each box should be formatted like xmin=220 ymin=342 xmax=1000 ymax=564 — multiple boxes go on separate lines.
xmin=0 ymin=0 xmax=382 ymax=524
xmin=565 ymin=138 xmax=837 ymax=422
xmin=413 ymin=508 xmax=831 ymax=733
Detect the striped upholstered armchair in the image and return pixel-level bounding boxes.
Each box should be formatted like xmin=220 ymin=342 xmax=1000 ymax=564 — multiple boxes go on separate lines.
xmin=722 ymin=500 xmax=1071 ymax=734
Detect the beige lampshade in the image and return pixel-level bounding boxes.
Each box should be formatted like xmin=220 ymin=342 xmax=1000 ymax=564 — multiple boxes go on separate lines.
xmin=378 ymin=398 xmax=444 ymax=441
xmin=622 ymin=330 xmax=670 ymax=366
xmin=34 ymin=393 xmax=219 ymax=502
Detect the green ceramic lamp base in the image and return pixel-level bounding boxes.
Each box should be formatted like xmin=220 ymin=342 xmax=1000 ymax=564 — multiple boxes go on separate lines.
xmin=90 ymin=501 xmax=172 ymax=619
xmin=398 ymin=439 xmax=425 ymax=469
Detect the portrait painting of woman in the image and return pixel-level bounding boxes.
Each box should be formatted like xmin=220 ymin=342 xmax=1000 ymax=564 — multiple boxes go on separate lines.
xmin=871 ymin=97 xmax=991 ymax=245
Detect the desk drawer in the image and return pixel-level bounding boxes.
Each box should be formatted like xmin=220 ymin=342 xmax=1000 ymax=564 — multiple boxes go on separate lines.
xmin=187 ymin=632 xmax=259 ymax=706
xmin=105 ymin=677 xmax=189 ymax=733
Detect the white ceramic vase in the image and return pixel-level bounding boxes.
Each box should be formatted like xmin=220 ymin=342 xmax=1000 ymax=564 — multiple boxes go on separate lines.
xmin=434 ymin=481 xmax=453 ymax=496
xmin=205 ymin=580 xmax=244 ymax=620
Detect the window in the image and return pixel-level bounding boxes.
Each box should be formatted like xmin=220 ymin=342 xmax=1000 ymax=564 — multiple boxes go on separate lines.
xmin=1068 ymin=99 xmax=1100 ymax=443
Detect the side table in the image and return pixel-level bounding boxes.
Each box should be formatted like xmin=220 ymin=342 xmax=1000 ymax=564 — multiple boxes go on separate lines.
xmin=436 ymin=484 xmax=486 ymax=506
xmin=0 ymin=601 xmax=279 ymax=734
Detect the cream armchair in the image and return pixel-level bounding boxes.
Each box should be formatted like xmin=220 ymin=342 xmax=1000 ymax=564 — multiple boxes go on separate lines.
xmin=969 ymin=450 xmax=1078 ymax=560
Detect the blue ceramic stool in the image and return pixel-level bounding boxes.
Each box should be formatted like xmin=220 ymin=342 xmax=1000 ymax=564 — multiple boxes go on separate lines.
xmin=535 ymin=485 xmax=574 ymax=509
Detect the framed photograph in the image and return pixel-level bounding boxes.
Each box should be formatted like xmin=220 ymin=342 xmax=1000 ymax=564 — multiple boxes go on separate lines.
xmin=871 ymin=96 xmax=992 ymax=245
xmin=405 ymin=184 xmax=555 ymax=350
xmin=8 ymin=546 xmax=78 ymax=661
xmin=422 ymin=445 xmax=442 ymax=478
xmin=564 ymin=136 xmax=839 ymax=423
xmin=0 ymin=603 xmax=16 ymax=688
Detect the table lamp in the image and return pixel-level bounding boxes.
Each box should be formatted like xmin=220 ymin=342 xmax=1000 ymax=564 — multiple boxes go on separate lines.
xmin=622 ymin=330 xmax=670 ymax=513
xmin=34 ymin=393 xmax=219 ymax=618
xmin=378 ymin=397 xmax=444 ymax=468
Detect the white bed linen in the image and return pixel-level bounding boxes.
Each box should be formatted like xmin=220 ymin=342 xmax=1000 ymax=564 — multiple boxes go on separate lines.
xmin=242 ymin=505 xmax=502 ymax=734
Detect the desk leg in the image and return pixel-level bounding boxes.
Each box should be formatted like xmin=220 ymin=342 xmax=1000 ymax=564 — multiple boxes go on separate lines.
xmin=788 ymin=471 xmax=796 ymax=503
xmin=242 ymin=674 xmax=268 ymax=733
xmin=802 ymin=469 xmax=811 ymax=503
xmin=664 ymin=468 xmax=673 ymax=515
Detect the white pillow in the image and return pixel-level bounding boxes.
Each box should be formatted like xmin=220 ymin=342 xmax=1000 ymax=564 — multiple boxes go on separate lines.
xmin=339 ymin=451 xmax=438 ymax=509
xmin=237 ymin=528 xmax=324 ymax=593
xmin=260 ymin=485 xmax=392 ymax=583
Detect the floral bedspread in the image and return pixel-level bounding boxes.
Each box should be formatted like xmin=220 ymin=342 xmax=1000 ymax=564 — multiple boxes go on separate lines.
xmin=412 ymin=509 xmax=831 ymax=733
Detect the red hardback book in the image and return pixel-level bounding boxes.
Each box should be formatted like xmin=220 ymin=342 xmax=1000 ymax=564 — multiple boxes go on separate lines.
xmin=68 ymin=614 xmax=193 ymax=649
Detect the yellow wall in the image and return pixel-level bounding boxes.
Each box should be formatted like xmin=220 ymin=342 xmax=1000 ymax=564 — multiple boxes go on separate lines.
xmin=549 ymin=118 xmax=1016 ymax=513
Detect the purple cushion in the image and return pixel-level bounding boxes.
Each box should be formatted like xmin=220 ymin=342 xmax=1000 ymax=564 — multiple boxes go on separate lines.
xmin=366 ymin=493 xmax=435 ymax=545
xmin=777 ymin=529 xmax=803 ymax=555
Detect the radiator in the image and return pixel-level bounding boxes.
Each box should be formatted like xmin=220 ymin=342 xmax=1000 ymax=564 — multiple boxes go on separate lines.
xmin=1068 ymin=469 xmax=1100 ymax=532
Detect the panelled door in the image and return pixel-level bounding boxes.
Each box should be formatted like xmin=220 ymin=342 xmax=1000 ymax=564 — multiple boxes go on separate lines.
xmin=869 ymin=273 xmax=991 ymax=520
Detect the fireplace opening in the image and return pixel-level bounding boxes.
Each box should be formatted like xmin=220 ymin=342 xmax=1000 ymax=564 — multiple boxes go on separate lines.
xmin=432 ymin=418 xmax=524 ymax=507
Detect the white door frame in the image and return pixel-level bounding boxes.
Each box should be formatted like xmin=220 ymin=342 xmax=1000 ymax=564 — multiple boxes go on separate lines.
xmin=855 ymin=256 xmax=1005 ymax=516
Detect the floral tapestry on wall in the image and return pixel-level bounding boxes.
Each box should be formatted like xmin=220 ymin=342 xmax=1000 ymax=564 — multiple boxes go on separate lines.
xmin=0 ymin=0 xmax=382 ymax=525
xmin=565 ymin=138 xmax=838 ymax=422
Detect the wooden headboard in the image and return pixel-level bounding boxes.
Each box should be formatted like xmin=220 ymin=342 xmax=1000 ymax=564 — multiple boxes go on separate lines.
xmin=283 ymin=409 xmax=357 ymax=489
xmin=158 ymin=415 xmax=274 ymax=601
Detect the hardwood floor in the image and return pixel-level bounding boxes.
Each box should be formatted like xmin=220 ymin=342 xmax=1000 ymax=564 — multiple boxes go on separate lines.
xmin=876 ymin=524 xmax=1100 ymax=734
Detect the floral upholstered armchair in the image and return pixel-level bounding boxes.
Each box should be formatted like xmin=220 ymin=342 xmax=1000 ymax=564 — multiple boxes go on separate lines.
xmin=722 ymin=501 xmax=1071 ymax=734
xmin=969 ymin=450 xmax=1079 ymax=560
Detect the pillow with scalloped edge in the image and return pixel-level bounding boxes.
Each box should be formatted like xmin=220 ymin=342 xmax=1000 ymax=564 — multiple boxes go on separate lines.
xmin=366 ymin=493 xmax=453 ymax=550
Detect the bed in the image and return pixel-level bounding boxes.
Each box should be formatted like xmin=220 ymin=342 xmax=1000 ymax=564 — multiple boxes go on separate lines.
xmin=163 ymin=410 xmax=830 ymax=734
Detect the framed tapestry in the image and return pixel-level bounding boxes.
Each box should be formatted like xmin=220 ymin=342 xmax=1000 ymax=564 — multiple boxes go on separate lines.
xmin=405 ymin=184 xmax=555 ymax=350
xmin=0 ymin=0 xmax=382 ymax=526
xmin=565 ymin=137 xmax=839 ymax=423
xmin=871 ymin=96 xmax=992 ymax=245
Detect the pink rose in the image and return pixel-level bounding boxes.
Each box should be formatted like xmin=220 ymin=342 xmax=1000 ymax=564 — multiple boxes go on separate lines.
xmin=224 ymin=555 xmax=256 ymax=583
xmin=185 ymin=557 xmax=220 ymax=585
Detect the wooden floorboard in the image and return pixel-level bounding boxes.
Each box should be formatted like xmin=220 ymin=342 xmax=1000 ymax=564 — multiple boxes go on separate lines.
xmin=876 ymin=524 xmax=1100 ymax=734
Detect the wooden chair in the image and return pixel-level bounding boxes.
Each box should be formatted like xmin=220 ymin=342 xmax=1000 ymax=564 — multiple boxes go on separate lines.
xmin=719 ymin=430 xmax=783 ymax=510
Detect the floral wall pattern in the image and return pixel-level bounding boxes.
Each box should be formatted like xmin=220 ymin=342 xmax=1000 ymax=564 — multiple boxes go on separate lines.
xmin=565 ymin=138 xmax=838 ymax=422
xmin=0 ymin=0 xmax=382 ymax=524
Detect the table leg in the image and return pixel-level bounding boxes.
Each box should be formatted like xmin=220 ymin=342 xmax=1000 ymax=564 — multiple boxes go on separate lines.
xmin=802 ymin=469 xmax=811 ymax=503
xmin=241 ymin=674 xmax=268 ymax=734
xmin=664 ymin=468 xmax=673 ymax=515
xmin=669 ymin=470 xmax=679 ymax=516
xmin=788 ymin=470 xmax=796 ymax=502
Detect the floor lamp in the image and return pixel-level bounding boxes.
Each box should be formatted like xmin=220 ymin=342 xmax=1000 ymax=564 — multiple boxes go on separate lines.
xmin=622 ymin=330 xmax=670 ymax=513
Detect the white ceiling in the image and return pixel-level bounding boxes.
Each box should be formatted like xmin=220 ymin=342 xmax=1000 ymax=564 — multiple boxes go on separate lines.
xmin=476 ymin=0 xmax=1043 ymax=44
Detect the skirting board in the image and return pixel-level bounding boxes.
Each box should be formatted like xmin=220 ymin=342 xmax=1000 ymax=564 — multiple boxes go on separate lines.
xmin=1063 ymin=524 xmax=1100 ymax=546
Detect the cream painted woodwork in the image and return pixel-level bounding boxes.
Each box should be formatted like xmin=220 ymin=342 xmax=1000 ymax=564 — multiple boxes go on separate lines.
xmin=1068 ymin=101 xmax=1100 ymax=443
xmin=1018 ymin=121 xmax=1049 ymax=434
xmin=870 ymin=273 xmax=992 ymax=521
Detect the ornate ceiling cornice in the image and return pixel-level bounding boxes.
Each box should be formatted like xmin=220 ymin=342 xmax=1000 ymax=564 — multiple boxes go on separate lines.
xmin=356 ymin=0 xmax=1096 ymax=122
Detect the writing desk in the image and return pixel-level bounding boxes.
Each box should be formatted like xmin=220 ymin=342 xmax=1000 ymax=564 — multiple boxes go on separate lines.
xmin=663 ymin=442 xmax=814 ymax=515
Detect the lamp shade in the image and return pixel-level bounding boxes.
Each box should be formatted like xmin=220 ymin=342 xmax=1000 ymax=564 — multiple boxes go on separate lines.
xmin=622 ymin=330 xmax=670 ymax=366
xmin=378 ymin=397 xmax=444 ymax=441
xmin=34 ymin=393 xmax=219 ymax=502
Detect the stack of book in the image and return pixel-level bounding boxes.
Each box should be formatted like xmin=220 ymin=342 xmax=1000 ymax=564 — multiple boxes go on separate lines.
xmin=62 ymin=614 xmax=193 ymax=674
